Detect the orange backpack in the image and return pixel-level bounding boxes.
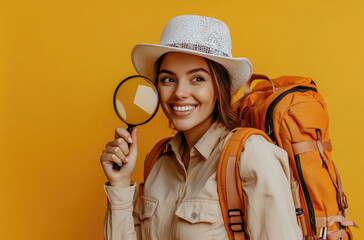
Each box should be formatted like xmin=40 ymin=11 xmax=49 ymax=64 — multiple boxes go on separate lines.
xmin=143 ymin=74 xmax=358 ymax=240
xmin=237 ymin=74 xmax=358 ymax=239
xmin=144 ymin=127 xmax=270 ymax=240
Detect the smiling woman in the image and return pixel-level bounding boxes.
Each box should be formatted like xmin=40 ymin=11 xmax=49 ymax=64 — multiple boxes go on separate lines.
xmin=157 ymin=52 xmax=218 ymax=147
xmin=100 ymin=15 xmax=302 ymax=240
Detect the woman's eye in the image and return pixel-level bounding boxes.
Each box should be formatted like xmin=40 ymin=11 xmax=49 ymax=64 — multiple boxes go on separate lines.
xmin=159 ymin=77 xmax=175 ymax=83
xmin=192 ymin=77 xmax=205 ymax=82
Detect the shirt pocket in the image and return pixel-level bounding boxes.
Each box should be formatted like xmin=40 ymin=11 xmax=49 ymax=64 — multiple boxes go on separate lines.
xmin=175 ymin=199 xmax=220 ymax=240
xmin=134 ymin=195 xmax=158 ymax=240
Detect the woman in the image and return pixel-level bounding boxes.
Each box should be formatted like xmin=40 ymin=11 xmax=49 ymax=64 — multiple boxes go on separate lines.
xmin=100 ymin=15 xmax=301 ymax=239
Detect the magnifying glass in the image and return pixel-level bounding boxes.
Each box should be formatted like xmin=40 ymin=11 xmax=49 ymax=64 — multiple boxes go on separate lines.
xmin=113 ymin=75 xmax=160 ymax=170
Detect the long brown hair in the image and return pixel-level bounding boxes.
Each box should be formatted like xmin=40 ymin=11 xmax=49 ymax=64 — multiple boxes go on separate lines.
xmin=204 ymin=58 xmax=242 ymax=129
xmin=153 ymin=53 xmax=242 ymax=130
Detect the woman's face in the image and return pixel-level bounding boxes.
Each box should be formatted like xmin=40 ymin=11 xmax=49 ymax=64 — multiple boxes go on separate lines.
xmin=157 ymin=52 xmax=217 ymax=135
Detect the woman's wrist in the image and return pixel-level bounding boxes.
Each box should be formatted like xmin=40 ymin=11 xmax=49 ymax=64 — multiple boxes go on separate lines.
xmin=109 ymin=178 xmax=131 ymax=188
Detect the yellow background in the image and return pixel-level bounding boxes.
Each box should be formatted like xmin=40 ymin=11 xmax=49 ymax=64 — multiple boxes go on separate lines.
xmin=1 ymin=0 xmax=363 ymax=239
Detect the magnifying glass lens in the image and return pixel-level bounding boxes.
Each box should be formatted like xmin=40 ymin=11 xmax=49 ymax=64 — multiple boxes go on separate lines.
xmin=114 ymin=76 xmax=159 ymax=126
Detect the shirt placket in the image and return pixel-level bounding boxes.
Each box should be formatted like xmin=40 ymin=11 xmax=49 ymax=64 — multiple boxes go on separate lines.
xmin=172 ymin=147 xmax=201 ymax=237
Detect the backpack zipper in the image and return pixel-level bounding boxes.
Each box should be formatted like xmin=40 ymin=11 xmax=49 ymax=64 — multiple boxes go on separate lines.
xmin=265 ymin=86 xmax=317 ymax=144
xmin=295 ymin=154 xmax=317 ymax=236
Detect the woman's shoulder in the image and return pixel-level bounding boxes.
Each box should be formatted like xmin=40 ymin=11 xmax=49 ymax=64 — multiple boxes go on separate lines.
xmin=238 ymin=134 xmax=290 ymax=180
xmin=244 ymin=134 xmax=287 ymax=158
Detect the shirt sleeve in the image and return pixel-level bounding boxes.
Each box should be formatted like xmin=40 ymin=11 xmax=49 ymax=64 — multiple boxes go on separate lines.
xmin=239 ymin=135 xmax=302 ymax=240
xmin=103 ymin=182 xmax=141 ymax=240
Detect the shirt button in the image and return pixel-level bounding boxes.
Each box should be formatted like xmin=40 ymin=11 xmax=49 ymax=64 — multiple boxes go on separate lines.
xmin=191 ymin=211 xmax=198 ymax=220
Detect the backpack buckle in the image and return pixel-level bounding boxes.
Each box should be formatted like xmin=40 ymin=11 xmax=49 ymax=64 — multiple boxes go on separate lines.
xmin=228 ymin=209 xmax=245 ymax=233
xmin=338 ymin=192 xmax=348 ymax=209
xmin=228 ymin=208 xmax=243 ymax=217
xmin=229 ymin=222 xmax=244 ymax=232
xmin=296 ymin=208 xmax=304 ymax=216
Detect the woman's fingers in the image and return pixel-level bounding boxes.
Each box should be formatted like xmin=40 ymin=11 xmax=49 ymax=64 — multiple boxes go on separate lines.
xmin=115 ymin=127 xmax=133 ymax=144
xmin=101 ymin=151 xmax=123 ymax=167
xmin=110 ymin=138 xmax=130 ymax=155
xmin=112 ymin=127 xmax=138 ymax=161
xmin=105 ymin=145 xmax=128 ymax=163
xmin=101 ymin=127 xmax=137 ymax=167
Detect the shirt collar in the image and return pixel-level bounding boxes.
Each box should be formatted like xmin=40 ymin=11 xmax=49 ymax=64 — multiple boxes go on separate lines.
xmin=163 ymin=121 xmax=229 ymax=160
xmin=194 ymin=121 xmax=228 ymax=160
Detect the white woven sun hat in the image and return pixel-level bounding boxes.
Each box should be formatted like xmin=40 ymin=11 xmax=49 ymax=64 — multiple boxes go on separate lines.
xmin=131 ymin=15 xmax=252 ymax=92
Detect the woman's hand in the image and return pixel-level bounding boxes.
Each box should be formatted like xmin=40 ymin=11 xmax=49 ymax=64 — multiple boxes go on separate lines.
xmin=100 ymin=127 xmax=138 ymax=188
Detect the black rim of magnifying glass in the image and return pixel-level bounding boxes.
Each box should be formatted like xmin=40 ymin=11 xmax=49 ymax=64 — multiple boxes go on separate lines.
xmin=113 ymin=75 xmax=160 ymax=127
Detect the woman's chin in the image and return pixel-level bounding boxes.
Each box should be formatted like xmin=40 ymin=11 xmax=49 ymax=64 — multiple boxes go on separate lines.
xmin=171 ymin=123 xmax=192 ymax=132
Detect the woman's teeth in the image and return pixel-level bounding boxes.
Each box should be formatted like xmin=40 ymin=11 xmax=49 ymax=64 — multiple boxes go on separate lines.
xmin=172 ymin=105 xmax=196 ymax=112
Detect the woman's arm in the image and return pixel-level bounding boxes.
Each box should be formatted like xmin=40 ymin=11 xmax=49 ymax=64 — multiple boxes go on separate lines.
xmin=239 ymin=135 xmax=302 ymax=240
xmin=103 ymin=182 xmax=141 ymax=240
xmin=101 ymin=127 xmax=141 ymax=239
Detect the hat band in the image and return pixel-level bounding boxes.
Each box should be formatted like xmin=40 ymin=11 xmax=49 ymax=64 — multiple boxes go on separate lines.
xmin=164 ymin=43 xmax=230 ymax=57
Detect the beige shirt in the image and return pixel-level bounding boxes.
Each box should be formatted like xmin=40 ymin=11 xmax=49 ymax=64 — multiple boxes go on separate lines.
xmin=103 ymin=122 xmax=302 ymax=240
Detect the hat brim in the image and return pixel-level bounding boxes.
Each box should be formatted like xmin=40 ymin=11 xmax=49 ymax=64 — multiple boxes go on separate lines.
xmin=131 ymin=43 xmax=252 ymax=92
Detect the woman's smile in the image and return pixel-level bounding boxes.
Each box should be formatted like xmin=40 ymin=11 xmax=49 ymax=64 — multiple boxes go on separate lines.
xmin=170 ymin=104 xmax=197 ymax=116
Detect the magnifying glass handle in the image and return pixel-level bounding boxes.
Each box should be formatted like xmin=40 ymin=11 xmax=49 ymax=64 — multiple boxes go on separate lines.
xmin=113 ymin=125 xmax=134 ymax=171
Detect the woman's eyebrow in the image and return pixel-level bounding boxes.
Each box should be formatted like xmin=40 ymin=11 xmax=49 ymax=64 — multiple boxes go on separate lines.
xmin=159 ymin=69 xmax=176 ymax=76
xmin=186 ymin=68 xmax=210 ymax=75
xmin=159 ymin=68 xmax=210 ymax=75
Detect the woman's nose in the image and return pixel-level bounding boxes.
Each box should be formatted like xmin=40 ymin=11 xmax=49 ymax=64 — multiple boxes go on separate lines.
xmin=173 ymin=81 xmax=189 ymax=99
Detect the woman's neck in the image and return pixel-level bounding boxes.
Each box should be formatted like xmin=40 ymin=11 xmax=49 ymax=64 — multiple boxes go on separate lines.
xmin=183 ymin=116 xmax=215 ymax=150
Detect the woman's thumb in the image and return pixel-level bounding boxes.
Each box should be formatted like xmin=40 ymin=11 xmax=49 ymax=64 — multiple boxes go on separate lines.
xmin=129 ymin=127 xmax=138 ymax=156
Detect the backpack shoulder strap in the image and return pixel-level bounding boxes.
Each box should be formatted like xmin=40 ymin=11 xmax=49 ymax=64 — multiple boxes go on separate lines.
xmin=217 ymin=127 xmax=272 ymax=240
xmin=144 ymin=137 xmax=172 ymax=183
